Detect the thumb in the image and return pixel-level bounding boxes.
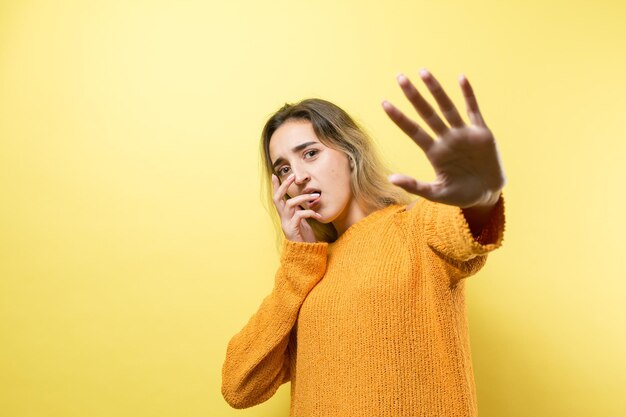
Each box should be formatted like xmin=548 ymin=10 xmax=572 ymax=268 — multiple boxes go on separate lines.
xmin=388 ymin=173 xmax=436 ymax=199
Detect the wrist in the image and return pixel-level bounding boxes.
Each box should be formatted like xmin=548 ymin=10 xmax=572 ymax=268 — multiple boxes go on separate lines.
xmin=462 ymin=191 xmax=503 ymax=238
xmin=467 ymin=191 xmax=502 ymax=210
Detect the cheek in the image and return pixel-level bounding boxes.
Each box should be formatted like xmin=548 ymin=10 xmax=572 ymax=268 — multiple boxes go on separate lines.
xmin=330 ymin=165 xmax=351 ymax=185
xmin=327 ymin=169 xmax=352 ymax=198
xmin=287 ymin=184 xmax=299 ymax=199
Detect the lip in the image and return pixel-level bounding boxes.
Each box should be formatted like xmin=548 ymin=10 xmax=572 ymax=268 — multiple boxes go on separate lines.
xmin=302 ymin=187 xmax=320 ymax=195
xmin=301 ymin=188 xmax=322 ymax=210
xmin=308 ymin=195 xmax=321 ymax=210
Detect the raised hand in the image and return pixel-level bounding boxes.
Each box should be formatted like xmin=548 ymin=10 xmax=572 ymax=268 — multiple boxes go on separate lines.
xmin=382 ymin=69 xmax=505 ymax=209
xmin=272 ymin=174 xmax=322 ymax=243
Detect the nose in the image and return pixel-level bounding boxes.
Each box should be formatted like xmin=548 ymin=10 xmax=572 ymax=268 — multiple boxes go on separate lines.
xmin=292 ymin=165 xmax=310 ymax=185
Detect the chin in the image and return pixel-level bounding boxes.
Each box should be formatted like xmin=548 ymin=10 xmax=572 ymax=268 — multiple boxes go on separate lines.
xmin=321 ymin=208 xmax=343 ymax=225
xmin=316 ymin=216 xmax=330 ymax=225
xmin=320 ymin=213 xmax=341 ymax=226
xmin=312 ymin=210 xmax=328 ymax=224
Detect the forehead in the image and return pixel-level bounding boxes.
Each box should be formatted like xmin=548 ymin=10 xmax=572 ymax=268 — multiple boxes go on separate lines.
xmin=268 ymin=120 xmax=320 ymax=160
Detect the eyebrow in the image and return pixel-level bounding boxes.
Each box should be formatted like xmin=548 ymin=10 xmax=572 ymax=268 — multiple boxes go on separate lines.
xmin=271 ymin=141 xmax=319 ymax=171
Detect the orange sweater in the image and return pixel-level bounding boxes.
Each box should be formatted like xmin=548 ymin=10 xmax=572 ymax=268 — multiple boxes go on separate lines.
xmin=222 ymin=197 xmax=505 ymax=416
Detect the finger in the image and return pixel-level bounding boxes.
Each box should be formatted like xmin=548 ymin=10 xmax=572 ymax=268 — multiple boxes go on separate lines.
xmin=289 ymin=209 xmax=322 ymax=226
xmin=272 ymin=174 xmax=295 ymax=207
xmin=388 ymin=173 xmax=437 ymax=200
xmin=382 ymin=100 xmax=434 ymax=152
xmin=459 ymin=74 xmax=487 ymax=127
xmin=285 ymin=193 xmax=321 ymax=209
xmin=396 ymin=73 xmax=448 ymax=136
xmin=419 ymin=69 xmax=465 ymax=128
xmin=271 ymin=175 xmax=283 ymax=208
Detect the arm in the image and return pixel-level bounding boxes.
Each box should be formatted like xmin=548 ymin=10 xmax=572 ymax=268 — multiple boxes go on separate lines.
xmin=382 ymin=69 xmax=506 ymax=234
xmin=404 ymin=195 xmax=505 ymax=286
xmin=221 ymin=240 xmax=327 ymax=409
xmin=461 ymin=192 xmax=502 ymax=239
xmin=423 ymin=194 xmax=505 ymax=261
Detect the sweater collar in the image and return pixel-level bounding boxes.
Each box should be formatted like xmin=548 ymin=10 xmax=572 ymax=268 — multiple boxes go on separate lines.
xmin=329 ymin=203 xmax=405 ymax=245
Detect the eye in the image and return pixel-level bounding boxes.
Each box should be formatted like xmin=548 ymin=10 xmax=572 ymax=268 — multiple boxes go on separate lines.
xmin=277 ymin=166 xmax=290 ymax=177
xmin=304 ymin=149 xmax=318 ymax=159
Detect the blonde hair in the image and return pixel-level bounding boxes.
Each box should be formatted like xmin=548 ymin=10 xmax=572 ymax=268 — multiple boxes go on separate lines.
xmin=259 ymin=98 xmax=411 ymax=244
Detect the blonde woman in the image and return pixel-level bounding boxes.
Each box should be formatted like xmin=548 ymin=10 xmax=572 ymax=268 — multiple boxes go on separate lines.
xmin=222 ymin=69 xmax=506 ymax=416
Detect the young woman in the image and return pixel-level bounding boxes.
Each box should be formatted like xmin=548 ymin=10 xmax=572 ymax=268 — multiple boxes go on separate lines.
xmin=222 ymin=69 xmax=506 ymax=416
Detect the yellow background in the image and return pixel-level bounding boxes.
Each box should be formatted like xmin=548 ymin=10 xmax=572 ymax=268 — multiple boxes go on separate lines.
xmin=1 ymin=0 xmax=625 ymax=416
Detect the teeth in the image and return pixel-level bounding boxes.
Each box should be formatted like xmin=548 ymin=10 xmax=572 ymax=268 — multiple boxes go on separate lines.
xmin=310 ymin=193 xmax=321 ymax=198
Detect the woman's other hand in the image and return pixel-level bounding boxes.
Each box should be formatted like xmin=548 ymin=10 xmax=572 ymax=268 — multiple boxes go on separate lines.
xmin=382 ymin=69 xmax=505 ymax=209
xmin=272 ymin=174 xmax=321 ymax=242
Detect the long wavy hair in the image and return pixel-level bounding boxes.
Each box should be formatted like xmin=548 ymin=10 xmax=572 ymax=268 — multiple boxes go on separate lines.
xmin=259 ymin=98 xmax=411 ymax=244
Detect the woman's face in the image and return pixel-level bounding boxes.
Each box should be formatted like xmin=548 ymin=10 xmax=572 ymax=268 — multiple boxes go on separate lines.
xmin=268 ymin=119 xmax=362 ymax=230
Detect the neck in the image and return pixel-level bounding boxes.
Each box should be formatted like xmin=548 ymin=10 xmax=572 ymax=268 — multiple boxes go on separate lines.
xmin=332 ymin=201 xmax=372 ymax=237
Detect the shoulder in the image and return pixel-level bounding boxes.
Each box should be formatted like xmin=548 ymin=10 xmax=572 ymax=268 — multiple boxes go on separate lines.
xmin=406 ymin=199 xmax=419 ymax=211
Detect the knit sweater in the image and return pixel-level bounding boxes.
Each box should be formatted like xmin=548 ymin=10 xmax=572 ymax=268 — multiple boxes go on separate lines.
xmin=222 ymin=196 xmax=505 ymax=416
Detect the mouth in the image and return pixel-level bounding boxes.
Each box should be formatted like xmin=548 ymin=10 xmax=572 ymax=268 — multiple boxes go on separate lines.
xmin=302 ymin=189 xmax=322 ymax=209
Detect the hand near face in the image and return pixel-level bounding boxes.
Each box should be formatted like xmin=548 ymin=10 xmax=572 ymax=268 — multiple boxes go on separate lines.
xmin=272 ymin=173 xmax=321 ymax=243
xmin=382 ymin=70 xmax=505 ymax=208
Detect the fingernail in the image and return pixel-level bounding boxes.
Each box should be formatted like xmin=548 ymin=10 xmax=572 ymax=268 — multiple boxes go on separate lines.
xmin=382 ymin=100 xmax=391 ymax=110
xmin=419 ymin=68 xmax=429 ymax=77
xmin=396 ymin=73 xmax=407 ymax=83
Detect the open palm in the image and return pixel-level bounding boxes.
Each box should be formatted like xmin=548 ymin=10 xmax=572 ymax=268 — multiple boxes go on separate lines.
xmin=382 ymin=70 xmax=505 ymax=208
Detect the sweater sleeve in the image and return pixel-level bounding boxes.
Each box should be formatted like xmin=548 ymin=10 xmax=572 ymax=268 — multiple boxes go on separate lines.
xmin=399 ymin=195 xmax=505 ymax=286
xmin=221 ymin=240 xmax=328 ymax=409
xmin=423 ymin=194 xmax=506 ymax=262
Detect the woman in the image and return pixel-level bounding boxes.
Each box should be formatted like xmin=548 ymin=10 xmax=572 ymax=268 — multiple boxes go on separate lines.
xmin=222 ymin=69 xmax=506 ymax=416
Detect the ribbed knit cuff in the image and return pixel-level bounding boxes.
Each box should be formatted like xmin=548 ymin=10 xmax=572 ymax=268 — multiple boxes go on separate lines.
xmin=475 ymin=195 xmax=505 ymax=247
xmin=280 ymin=239 xmax=328 ymax=261
xmin=425 ymin=194 xmax=505 ymax=261
xmin=276 ymin=240 xmax=328 ymax=297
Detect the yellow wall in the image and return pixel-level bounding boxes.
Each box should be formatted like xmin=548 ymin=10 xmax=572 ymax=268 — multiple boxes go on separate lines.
xmin=1 ymin=0 xmax=625 ymax=415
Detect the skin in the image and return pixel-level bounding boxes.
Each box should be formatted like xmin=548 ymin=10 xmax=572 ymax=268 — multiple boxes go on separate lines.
xmin=270 ymin=69 xmax=506 ymax=242
xmin=269 ymin=120 xmax=369 ymax=242
xmin=382 ymin=69 xmax=506 ymax=237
